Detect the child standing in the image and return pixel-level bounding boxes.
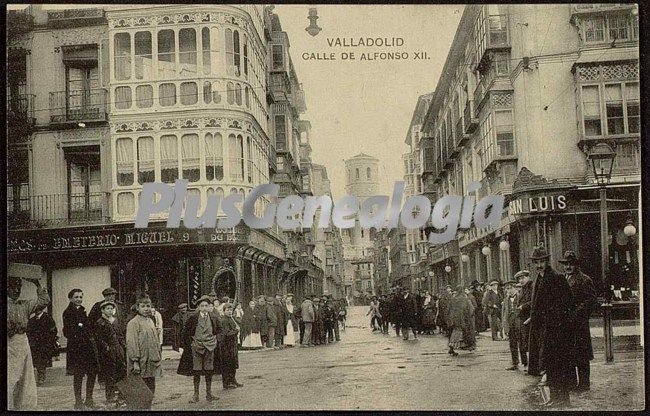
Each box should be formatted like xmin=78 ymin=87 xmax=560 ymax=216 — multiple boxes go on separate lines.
xmin=27 ymin=304 xmax=58 ymax=386
xmin=94 ymin=300 xmax=127 ymax=408
xmin=219 ymin=304 xmax=243 ymax=389
xmin=177 ymin=296 xmax=222 ymax=403
xmin=126 ymin=294 xmax=162 ymax=407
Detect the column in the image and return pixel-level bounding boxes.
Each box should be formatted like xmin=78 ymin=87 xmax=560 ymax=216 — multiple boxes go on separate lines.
xmin=251 ymin=261 xmax=257 ymax=299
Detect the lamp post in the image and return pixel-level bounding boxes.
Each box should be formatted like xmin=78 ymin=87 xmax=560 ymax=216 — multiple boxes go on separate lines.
xmin=587 ymin=142 xmax=616 ymax=363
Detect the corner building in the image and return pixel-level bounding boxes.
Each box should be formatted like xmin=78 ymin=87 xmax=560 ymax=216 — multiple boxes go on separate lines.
xmin=6 ymin=5 xmax=315 ymax=348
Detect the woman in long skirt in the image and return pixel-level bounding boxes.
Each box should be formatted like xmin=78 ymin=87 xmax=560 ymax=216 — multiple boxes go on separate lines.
xmin=283 ymin=295 xmax=297 ymax=346
xmin=446 ymin=287 xmax=476 ymax=356
xmin=240 ymin=300 xmax=263 ymax=349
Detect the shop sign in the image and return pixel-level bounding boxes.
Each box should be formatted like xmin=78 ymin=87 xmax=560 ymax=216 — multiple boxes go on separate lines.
xmin=508 ymin=194 xmax=567 ymax=216
xmin=7 ymin=226 xmax=248 ymax=254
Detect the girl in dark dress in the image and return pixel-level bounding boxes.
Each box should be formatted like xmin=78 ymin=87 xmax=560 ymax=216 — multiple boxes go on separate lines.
xmin=62 ymin=289 xmax=99 ymax=410
xmin=94 ymin=300 xmax=127 ymax=408
xmin=219 ymin=304 xmax=243 ymax=389
xmin=27 ymin=304 xmax=58 ymax=385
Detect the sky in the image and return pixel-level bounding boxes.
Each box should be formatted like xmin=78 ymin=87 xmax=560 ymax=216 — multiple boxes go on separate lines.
xmin=9 ymin=4 xmax=463 ymax=198
xmin=274 ymin=5 xmax=463 ymax=198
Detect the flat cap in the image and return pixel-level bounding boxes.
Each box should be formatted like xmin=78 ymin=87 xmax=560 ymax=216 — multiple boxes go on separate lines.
xmin=514 ymin=270 xmax=531 ymax=279
xmin=102 ymin=287 xmax=118 ymax=296
xmin=178 ymin=303 xmax=188 ymax=309
xmin=100 ymin=300 xmax=116 ymax=310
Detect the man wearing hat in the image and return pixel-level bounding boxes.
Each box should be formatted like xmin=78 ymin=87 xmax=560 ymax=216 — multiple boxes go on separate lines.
xmin=8 ymin=272 xmax=50 ymax=410
xmin=502 ymin=280 xmax=523 ymax=370
xmin=482 ymin=280 xmax=503 ymax=341
xmin=89 ymin=288 xmax=126 ymax=341
xmin=469 ymin=280 xmax=486 ymax=334
xmin=560 ymin=250 xmax=597 ymax=391
xmin=528 ymin=245 xmax=576 ymax=408
xmin=515 ymin=270 xmax=533 ymax=372
xmin=171 ymin=303 xmax=190 ymax=352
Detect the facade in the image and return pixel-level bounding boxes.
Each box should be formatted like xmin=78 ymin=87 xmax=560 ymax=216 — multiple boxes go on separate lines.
xmin=418 ymin=4 xmax=640 ymax=295
xmin=341 ymin=153 xmax=379 ymax=303
xmin=6 ymin=5 xmax=324 ymax=347
xmin=369 ymin=228 xmax=391 ymax=295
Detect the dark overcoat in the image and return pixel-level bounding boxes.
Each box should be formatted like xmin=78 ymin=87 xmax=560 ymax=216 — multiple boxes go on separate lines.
xmin=177 ymin=312 xmax=223 ymax=376
xmin=471 ymin=288 xmax=486 ymax=331
xmin=88 ymin=299 xmax=127 ymax=343
xmin=27 ymin=312 xmax=58 ymax=368
xmin=240 ymin=306 xmax=258 ymax=340
xmin=274 ymin=301 xmax=288 ymax=337
xmin=518 ymin=279 xmax=533 ymax=352
xmin=62 ymin=304 xmax=99 ymax=376
xmin=399 ymin=294 xmax=418 ymax=328
xmin=218 ymin=316 xmax=240 ymax=372
xmin=567 ymin=270 xmax=597 ymax=361
xmin=94 ymin=316 xmax=127 ymax=385
xmin=527 ymin=266 xmax=576 ymax=384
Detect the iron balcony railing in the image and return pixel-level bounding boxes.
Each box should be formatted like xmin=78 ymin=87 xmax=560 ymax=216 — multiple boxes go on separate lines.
xmin=7 ymin=192 xmax=111 ymax=229
xmin=7 ymin=94 xmax=36 ymax=123
xmin=49 ymin=89 xmax=107 ymax=124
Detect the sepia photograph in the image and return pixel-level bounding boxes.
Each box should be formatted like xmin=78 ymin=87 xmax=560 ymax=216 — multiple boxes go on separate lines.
xmin=5 ymin=3 xmax=645 ymax=411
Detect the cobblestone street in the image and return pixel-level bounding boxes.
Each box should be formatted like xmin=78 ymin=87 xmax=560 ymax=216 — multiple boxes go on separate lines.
xmin=34 ymin=306 xmax=644 ymax=411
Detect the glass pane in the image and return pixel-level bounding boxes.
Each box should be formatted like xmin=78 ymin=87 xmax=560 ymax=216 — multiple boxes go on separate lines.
xmin=159 ymin=83 xmax=176 ymax=106
xmin=137 ymin=136 xmax=155 ymax=184
xmin=160 ymin=134 xmax=178 ymax=183
xmin=115 ymin=86 xmax=132 ymax=109
xmin=203 ymin=81 xmax=212 ymax=104
xmin=582 ymin=85 xmax=600 ymax=117
xmin=117 ymin=192 xmax=135 ymax=215
xmin=134 ymin=31 xmax=152 ymax=79
xmin=114 ymin=33 xmax=131 ymax=80
xmin=605 ymin=84 xmax=623 ymax=135
xmin=180 ymin=82 xmax=198 ymax=105
xmin=116 ymin=138 xmax=134 ymax=186
xmin=158 ymin=29 xmax=176 ymax=77
xmin=182 ymin=134 xmax=200 ymax=182
xmin=136 ymin=85 xmax=153 ymax=108
xmin=179 ymin=28 xmax=197 ymax=75
xmin=202 ymin=27 xmax=211 ymax=75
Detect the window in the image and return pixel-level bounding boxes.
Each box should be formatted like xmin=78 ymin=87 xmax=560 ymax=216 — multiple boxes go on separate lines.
xmin=181 ymin=134 xmax=200 ymax=182
xmin=179 ymin=28 xmax=197 ymax=75
xmin=205 ymin=132 xmax=224 ymax=181
xmin=355 ymin=168 xmax=360 ymax=179
xmin=608 ymin=14 xmax=629 ymax=41
xmin=605 ymin=84 xmax=624 ymax=135
xmin=243 ymin=34 xmax=249 ymax=78
xmin=582 ymin=14 xmax=636 ymax=44
xmin=227 ymin=82 xmax=235 ymax=104
xmin=203 ymin=81 xmax=221 ymax=104
xmin=159 ymin=83 xmax=176 ymax=106
xmin=202 ymin=27 xmax=211 ymax=75
xmin=233 ymin=30 xmax=241 ymax=76
xmin=158 ymin=30 xmax=176 ymax=77
xmin=275 ymin=115 xmax=287 ymax=150
xmin=584 ymin=17 xmax=605 ymax=42
xmin=245 ymin=86 xmax=250 ymax=108
xmin=136 ymin=85 xmax=153 ymax=108
xmin=134 ymin=31 xmax=152 ymax=79
xmin=160 ymin=134 xmax=178 ymax=183
xmin=581 ymin=85 xmax=602 ymax=136
xmin=494 ymin=110 xmax=514 ymax=156
xmin=117 ymin=192 xmax=135 ymax=215
xmin=272 ymin=45 xmax=284 ymax=70
xmin=114 ymin=33 xmax=131 ymax=80
xmin=229 ymin=134 xmax=244 ymax=181
xmin=137 ymin=136 xmax=155 ymax=184
xmin=235 ymin=83 xmax=242 ymax=105
xmin=115 ymin=86 xmax=132 ymax=109
xmin=180 ymin=82 xmax=198 ymax=105
xmin=277 ymin=156 xmax=284 ymax=171
xmin=612 ymin=143 xmax=639 ymax=170
xmin=115 ymin=138 xmax=134 ymax=186
xmin=581 ymin=82 xmax=639 ymax=137
xmin=494 ymin=52 xmax=509 ymax=76
xmin=366 ymin=167 xmax=371 ymax=179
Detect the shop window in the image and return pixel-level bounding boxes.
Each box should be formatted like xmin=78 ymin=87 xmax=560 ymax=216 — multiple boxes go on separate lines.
xmin=134 ymin=31 xmax=152 ymax=79
xmin=181 ymin=133 xmax=200 ymax=182
xmin=205 ymin=132 xmax=224 ymax=181
xmin=160 ymin=134 xmax=178 ymax=183
xmin=115 ymin=86 xmax=132 ymax=109
xmin=115 ymin=138 xmax=134 ymax=186
xmin=179 ymin=28 xmax=197 ymax=75
xmin=136 ymin=85 xmax=153 ymax=108
xmin=137 ymin=136 xmax=155 ymax=184
xmin=180 ymin=82 xmax=198 ymax=105
xmin=159 ymin=83 xmax=177 ymax=106
xmin=114 ymin=32 xmax=131 ymax=80
xmin=117 ymin=192 xmax=135 ymax=215
xmin=158 ymin=29 xmax=176 ymax=77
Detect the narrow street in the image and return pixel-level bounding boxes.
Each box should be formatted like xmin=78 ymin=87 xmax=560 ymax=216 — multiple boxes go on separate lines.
xmin=35 ymin=306 xmax=643 ymax=411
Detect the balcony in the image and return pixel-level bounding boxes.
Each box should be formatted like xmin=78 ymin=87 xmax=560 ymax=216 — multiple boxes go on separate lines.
xmin=7 ymin=192 xmax=111 ymax=230
xmin=47 ymin=8 xmax=105 ymax=28
xmin=463 ymin=100 xmax=479 ymax=133
xmin=49 ymin=89 xmax=107 ymax=126
xmin=571 ymin=3 xmax=636 ymax=16
xmin=476 ymin=13 xmax=510 ymax=73
xmin=8 ymin=9 xmax=35 ymax=38
xmin=7 ymin=94 xmax=36 ymax=142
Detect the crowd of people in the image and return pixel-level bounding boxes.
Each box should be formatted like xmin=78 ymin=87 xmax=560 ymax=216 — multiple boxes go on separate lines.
xmin=365 ymin=246 xmax=598 ymax=409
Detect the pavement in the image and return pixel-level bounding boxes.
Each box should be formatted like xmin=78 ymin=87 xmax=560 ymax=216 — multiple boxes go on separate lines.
xmin=34 ymin=306 xmax=645 ymax=411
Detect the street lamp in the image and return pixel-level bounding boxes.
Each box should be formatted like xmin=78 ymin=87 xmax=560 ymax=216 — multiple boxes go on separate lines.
xmin=624 ymin=217 xmax=637 ymax=237
xmin=481 ymin=245 xmax=491 ymax=256
xmin=587 ymin=141 xmax=616 ymax=363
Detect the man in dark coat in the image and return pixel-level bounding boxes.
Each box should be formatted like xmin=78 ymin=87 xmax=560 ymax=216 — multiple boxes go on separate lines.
xmin=391 ymin=287 xmax=402 ymax=337
xmin=515 ymin=270 xmax=533 ymax=372
xmin=560 ymin=250 xmax=597 ymax=391
xmin=399 ymin=288 xmax=418 ymax=340
xmin=273 ymin=294 xmax=288 ymax=348
xmin=171 ymin=303 xmax=190 ymax=352
xmin=27 ymin=304 xmax=58 ymax=386
xmin=528 ymin=245 xmax=576 ymax=408
xmin=254 ymin=296 xmax=270 ymax=347
xmin=378 ymin=294 xmax=391 ymax=334
xmin=470 ymin=280 xmax=485 ymax=333
xmin=483 ymin=280 xmax=503 ymax=341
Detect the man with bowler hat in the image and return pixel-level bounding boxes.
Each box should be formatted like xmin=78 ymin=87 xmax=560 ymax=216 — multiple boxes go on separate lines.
xmin=559 ymin=250 xmax=597 ymax=391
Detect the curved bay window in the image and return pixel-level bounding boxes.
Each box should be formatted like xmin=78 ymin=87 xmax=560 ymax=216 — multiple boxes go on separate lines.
xmin=229 ymin=133 xmax=244 ymax=181
xmin=181 ymin=133 xmax=200 ymax=182
xmin=205 ymin=132 xmax=224 ymax=181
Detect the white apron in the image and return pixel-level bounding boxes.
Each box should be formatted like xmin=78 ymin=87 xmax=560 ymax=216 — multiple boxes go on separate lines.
xmin=7 ymin=333 xmax=38 ymax=410
xmin=284 ymin=304 xmax=296 ymax=346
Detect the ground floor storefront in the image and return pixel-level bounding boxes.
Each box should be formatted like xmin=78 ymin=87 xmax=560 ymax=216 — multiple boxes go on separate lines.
xmin=7 ymin=222 xmax=324 ymax=347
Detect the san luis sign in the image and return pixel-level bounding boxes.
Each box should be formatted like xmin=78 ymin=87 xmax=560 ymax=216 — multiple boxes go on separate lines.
xmin=508 ymin=194 xmax=567 ymax=216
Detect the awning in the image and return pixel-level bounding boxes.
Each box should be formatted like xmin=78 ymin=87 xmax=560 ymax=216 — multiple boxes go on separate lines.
xmin=574 ymin=47 xmax=638 ymax=65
